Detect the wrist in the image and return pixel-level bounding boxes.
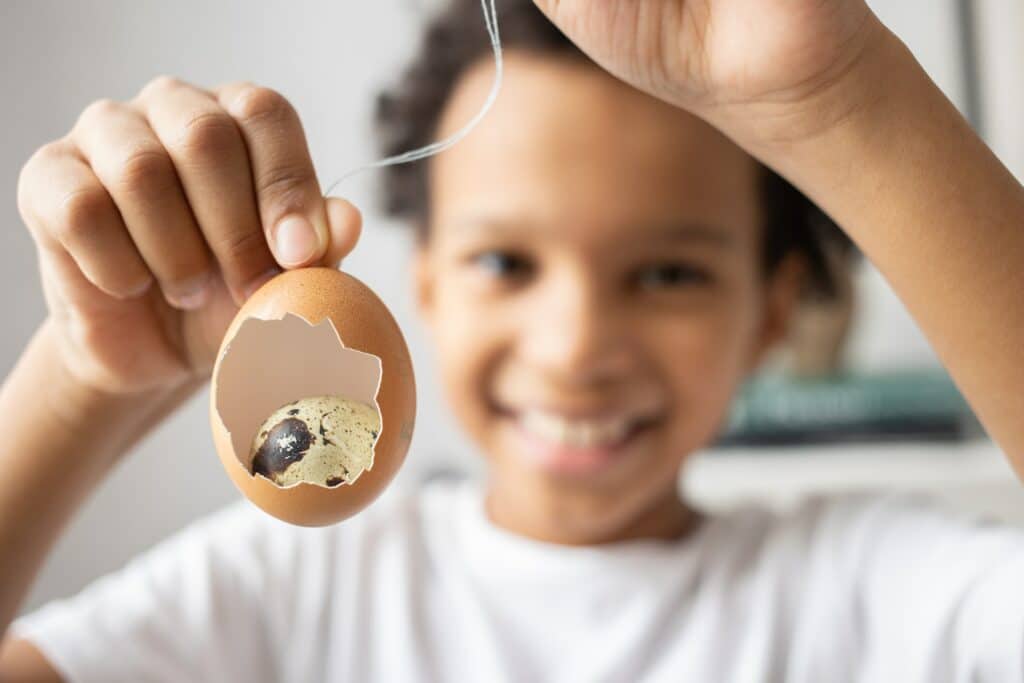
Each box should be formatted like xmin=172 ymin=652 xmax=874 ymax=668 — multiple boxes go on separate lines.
xmin=708 ymin=14 xmax=909 ymax=157
xmin=41 ymin=317 xmax=200 ymax=422
xmin=22 ymin=320 xmax=194 ymax=468
xmin=37 ymin=319 xmax=148 ymax=430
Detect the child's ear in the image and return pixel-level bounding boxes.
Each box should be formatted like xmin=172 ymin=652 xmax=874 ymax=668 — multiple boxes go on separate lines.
xmin=747 ymin=252 xmax=807 ymax=373
xmin=412 ymin=246 xmax=436 ymax=324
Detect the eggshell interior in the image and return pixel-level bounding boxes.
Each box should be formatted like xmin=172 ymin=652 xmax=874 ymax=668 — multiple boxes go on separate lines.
xmin=214 ymin=313 xmax=382 ymax=484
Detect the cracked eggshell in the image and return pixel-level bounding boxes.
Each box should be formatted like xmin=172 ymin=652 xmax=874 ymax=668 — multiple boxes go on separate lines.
xmin=210 ymin=267 xmax=416 ymax=527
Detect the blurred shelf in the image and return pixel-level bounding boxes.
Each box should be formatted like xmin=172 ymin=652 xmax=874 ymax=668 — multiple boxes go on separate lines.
xmin=684 ymin=438 xmax=1024 ymax=524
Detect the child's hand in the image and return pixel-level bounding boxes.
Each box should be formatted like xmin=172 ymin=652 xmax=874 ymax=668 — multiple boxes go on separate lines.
xmin=16 ymin=78 xmax=362 ymax=396
xmin=532 ymin=0 xmax=882 ymax=142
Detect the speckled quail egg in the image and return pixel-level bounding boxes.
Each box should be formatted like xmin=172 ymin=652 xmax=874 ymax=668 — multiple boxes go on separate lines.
xmin=250 ymin=396 xmax=380 ymax=488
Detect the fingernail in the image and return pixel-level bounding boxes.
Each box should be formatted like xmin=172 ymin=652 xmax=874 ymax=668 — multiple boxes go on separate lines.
xmin=124 ymin=276 xmax=155 ymax=299
xmin=167 ymin=272 xmax=212 ymax=311
xmin=274 ymin=215 xmax=321 ymax=267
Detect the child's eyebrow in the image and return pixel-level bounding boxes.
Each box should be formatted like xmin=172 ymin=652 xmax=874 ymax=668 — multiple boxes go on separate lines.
xmin=453 ymin=218 xmax=734 ymax=247
xmin=645 ymin=224 xmax=734 ymax=247
xmin=451 ymin=218 xmax=530 ymax=237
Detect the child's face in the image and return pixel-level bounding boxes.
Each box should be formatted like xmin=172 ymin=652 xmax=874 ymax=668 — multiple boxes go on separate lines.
xmin=415 ymin=53 xmax=801 ymax=542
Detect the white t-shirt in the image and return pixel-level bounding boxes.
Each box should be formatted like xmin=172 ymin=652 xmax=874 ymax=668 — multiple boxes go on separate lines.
xmin=12 ymin=476 xmax=1024 ymax=682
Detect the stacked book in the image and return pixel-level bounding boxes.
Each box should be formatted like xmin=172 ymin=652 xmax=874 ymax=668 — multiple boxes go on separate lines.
xmin=716 ymin=369 xmax=980 ymax=446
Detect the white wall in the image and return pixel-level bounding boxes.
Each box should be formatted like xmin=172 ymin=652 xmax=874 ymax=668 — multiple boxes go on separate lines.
xmin=975 ymin=0 xmax=1024 ymax=180
xmin=2 ymin=1 xmax=1020 ymax=616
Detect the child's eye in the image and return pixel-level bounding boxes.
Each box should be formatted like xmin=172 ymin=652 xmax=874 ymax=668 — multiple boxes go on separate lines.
xmin=470 ymin=250 xmax=533 ymax=279
xmin=632 ymin=262 xmax=711 ymax=290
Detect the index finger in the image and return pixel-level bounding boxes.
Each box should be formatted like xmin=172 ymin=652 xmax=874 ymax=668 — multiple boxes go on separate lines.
xmin=213 ymin=82 xmax=330 ymax=272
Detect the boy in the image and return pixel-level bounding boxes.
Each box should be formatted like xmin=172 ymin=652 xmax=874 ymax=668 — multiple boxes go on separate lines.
xmin=2 ymin=0 xmax=1023 ymax=680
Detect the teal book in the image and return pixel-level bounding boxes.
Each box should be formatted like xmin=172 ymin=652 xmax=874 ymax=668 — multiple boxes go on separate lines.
xmin=717 ymin=370 xmax=979 ymax=446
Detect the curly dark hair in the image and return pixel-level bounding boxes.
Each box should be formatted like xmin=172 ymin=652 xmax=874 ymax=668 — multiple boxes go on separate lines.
xmin=373 ymin=0 xmax=852 ymax=297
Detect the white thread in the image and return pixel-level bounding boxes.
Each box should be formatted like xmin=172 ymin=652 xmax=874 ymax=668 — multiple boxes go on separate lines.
xmin=324 ymin=0 xmax=503 ymax=197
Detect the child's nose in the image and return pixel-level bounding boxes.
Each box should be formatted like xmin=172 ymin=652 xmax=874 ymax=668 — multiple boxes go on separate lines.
xmin=519 ymin=276 xmax=634 ymax=387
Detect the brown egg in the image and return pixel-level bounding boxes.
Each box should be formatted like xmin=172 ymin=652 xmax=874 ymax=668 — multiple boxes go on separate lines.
xmin=210 ymin=267 xmax=416 ymax=526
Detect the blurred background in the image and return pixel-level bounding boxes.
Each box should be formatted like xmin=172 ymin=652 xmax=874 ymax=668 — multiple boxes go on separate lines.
xmin=2 ymin=0 xmax=1022 ymax=614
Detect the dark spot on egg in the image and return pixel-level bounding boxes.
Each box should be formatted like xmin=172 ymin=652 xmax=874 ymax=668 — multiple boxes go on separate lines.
xmin=371 ymin=430 xmax=378 ymax=439
xmin=317 ymin=422 xmax=337 ymax=446
xmin=326 ymin=476 xmax=345 ymax=487
xmin=287 ymin=408 xmax=300 ymax=416
xmin=252 ymin=417 xmax=313 ymax=479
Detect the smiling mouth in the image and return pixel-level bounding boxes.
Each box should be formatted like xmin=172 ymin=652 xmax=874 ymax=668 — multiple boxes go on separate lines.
xmin=493 ymin=404 xmax=662 ymax=475
xmin=519 ymin=410 xmax=640 ymax=447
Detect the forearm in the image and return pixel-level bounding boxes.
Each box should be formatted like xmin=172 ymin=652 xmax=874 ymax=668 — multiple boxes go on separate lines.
xmin=0 ymin=319 xmax=201 ymax=635
xmin=746 ymin=25 xmax=1024 ymax=472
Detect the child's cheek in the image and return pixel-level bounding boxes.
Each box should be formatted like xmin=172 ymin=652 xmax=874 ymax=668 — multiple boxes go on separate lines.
xmin=652 ymin=307 xmax=758 ymax=438
xmin=430 ymin=287 xmax=505 ymax=416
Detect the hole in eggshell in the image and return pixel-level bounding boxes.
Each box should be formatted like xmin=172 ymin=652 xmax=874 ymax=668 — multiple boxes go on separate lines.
xmin=213 ymin=312 xmax=383 ymax=489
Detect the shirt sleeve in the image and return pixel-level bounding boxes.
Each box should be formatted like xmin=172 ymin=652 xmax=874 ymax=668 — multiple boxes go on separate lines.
xmin=9 ymin=500 xmax=293 ymax=683
xmin=844 ymin=492 xmax=1024 ymax=682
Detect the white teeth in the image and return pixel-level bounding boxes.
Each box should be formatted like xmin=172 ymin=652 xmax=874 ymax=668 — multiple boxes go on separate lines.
xmin=520 ymin=411 xmax=631 ymax=448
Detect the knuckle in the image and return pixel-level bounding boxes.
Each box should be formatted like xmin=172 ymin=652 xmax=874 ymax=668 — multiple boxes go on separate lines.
xmin=17 ymin=143 xmax=60 ymax=218
xmin=115 ymin=146 xmax=175 ymax=194
xmin=32 ymin=140 xmax=67 ymax=163
xmin=55 ymin=186 xmax=110 ymax=243
xmin=175 ymin=110 xmax=239 ymax=159
xmin=16 ymin=170 xmax=30 ymax=224
xmin=140 ymin=74 xmax=185 ymax=99
xmin=221 ymin=79 xmax=257 ymax=95
xmin=19 ymin=140 xmax=78 ymax=241
xmin=78 ymin=98 xmax=122 ymax=127
xmin=256 ymin=163 xmax=313 ymax=205
xmin=231 ymin=85 xmax=293 ymax=126
xmin=213 ymin=226 xmax=269 ymax=267
xmin=16 ymin=164 xmax=36 ymax=227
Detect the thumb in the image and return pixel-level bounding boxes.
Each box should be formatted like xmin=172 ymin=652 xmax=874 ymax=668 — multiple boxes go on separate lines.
xmin=320 ymin=197 xmax=363 ymax=268
xmin=531 ymin=0 xmax=560 ymax=15
xmin=531 ymin=1 xmax=583 ymax=34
